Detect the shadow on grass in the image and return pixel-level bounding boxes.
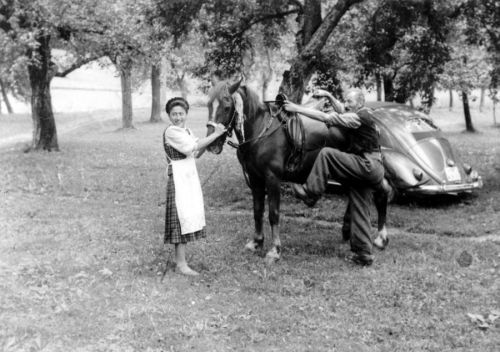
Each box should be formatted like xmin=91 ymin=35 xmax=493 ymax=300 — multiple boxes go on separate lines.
xmin=393 ymin=192 xmax=478 ymax=208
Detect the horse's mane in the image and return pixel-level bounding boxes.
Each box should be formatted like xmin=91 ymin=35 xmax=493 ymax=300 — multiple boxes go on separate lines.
xmin=238 ymin=85 xmax=265 ymax=119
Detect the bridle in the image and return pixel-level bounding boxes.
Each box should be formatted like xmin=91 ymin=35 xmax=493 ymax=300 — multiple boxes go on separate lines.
xmin=206 ymin=93 xmax=238 ymax=130
xmin=207 ymin=93 xmax=287 ymax=150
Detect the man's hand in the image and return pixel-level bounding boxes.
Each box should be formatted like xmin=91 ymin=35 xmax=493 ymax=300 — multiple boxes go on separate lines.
xmin=283 ymin=102 xmax=299 ymax=113
xmin=324 ymin=112 xmax=339 ymax=127
xmin=312 ymin=89 xmax=330 ymax=98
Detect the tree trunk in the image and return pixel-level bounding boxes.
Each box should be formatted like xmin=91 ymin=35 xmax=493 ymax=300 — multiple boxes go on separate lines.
xmin=375 ymin=72 xmax=382 ymax=101
xmin=493 ymin=95 xmax=497 ymax=126
xmin=425 ymin=85 xmax=435 ymax=112
xmin=27 ymin=33 xmax=58 ymax=151
xmin=296 ymin=0 xmax=322 ymax=53
xmin=279 ymin=0 xmax=362 ymax=102
xmin=0 ymin=79 xmax=12 ymax=113
xmin=462 ymin=91 xmax=475 ymax=132
xmin=120 ymin=62 xmax=134 ymax=129
xmin=175 ymin=74 xmax=188 ymax=99
xmin=449 ymin=89 xmax=453 ymax=111
xmin=479 ymin=87 xmax=485 ymax=112
xmin=149 ymin=64 xmax=162 ymax=123
xmin=383 ymin=74 xmax=394 ymax=102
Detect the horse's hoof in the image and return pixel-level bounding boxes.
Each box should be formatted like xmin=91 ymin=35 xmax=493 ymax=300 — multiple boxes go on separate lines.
xmin=265 ymin=246 xmax=281 ymax=263
xmin=244 ymin=239 xmax=263 ymax=252
xmin=373 ymin=236 xmax=389 ymax=250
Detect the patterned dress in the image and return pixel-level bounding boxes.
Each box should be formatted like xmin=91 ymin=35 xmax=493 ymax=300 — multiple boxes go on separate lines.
xmin=163 ymin=127 xmax=206 ymax=244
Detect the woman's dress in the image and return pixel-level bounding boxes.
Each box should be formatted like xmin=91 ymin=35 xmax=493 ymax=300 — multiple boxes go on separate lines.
xmin=163 ymin=126 xmax=206 ymax=244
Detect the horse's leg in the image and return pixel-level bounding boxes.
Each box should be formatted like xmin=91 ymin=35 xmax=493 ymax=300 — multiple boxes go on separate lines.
xmin=244 ymin=178 xmax=266 ymax=252
xmin=265 ymin=173 xmax=282 ymax=262
xmin=373 ymin=178 xmax=390 ymax=250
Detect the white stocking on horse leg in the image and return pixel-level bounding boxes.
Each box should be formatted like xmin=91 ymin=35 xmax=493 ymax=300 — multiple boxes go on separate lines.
xmin=245 ymin=238 xmax=264 ymax=252
xmin=265 ymin=224 xmax=281 ymax=263
xmin=373 ymin=225 xmax=389 ymax=250
xmin=265 ymin=246 xmax=281 ymax=263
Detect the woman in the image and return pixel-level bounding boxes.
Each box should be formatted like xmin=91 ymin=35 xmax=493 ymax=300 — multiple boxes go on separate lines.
xmin=163 ymin=97 xmax=226 ymax=276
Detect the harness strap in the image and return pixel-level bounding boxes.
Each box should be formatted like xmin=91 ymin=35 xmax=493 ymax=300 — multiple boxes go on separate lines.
xmin=227 ymin=103 xmax=284 ymax=150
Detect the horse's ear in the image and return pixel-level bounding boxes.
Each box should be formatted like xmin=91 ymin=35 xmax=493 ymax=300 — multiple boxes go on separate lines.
xmin=228 ymin=78 xmax=243 ymax=95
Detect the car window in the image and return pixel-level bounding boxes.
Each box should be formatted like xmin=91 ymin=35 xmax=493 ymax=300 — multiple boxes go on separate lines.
xmin=404 ymin=118 xmax=438 ymax=132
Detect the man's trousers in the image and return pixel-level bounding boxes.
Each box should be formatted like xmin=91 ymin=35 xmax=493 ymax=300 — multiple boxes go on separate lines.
xmin=304 ymin=148 xmax=384 ymax=255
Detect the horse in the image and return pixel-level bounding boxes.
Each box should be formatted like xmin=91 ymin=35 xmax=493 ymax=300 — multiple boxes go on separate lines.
xmin=206 ymin=80 xmax=389 ymax=262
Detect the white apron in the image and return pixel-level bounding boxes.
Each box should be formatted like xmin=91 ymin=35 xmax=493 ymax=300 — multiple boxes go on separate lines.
xmin=169 ymin=156 xmax=205 ymax=234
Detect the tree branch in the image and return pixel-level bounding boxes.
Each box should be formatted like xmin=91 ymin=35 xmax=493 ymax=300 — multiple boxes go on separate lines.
xmin=55 ymin=56 xmax=103 ymax=77
xmin=234 ymin=8 xmax=301 ymax=38
xmin=301 ymin=0 xmax=364 ymax=58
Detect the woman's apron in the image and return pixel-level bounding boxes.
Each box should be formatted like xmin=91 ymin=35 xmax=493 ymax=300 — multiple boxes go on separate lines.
xmin=168 ymin=155 xmax=206 ymax=234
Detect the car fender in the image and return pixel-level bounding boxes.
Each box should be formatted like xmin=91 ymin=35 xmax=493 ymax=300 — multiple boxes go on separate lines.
xmin=382 ymin=149 xmax=428 ymax=189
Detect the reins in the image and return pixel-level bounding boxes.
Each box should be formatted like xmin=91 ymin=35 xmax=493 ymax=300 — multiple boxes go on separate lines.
xmin=226 ymin=102 xmax=285 ymax=150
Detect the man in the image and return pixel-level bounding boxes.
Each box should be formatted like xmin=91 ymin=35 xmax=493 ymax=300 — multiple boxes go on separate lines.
xmin=283 ymin=89 xmax=384 ymax=266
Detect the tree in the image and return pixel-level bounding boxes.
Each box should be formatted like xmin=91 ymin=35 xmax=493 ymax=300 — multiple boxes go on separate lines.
xmin=163 ymin=29 xmax=207 ymax=99
xmin=440 ymin=12 xmax=492 ymax=132
xmin=0 ymin=78 xmax=14 ymax=113
xmin=0 ymin=31 xmax=23 ymax=114
xmin=146 ymin=0 xmax=206 ymax=121
xmin=229 ymin=13 xmax=296 ymax=100
xmin=0 ymin=0 xmax=104 ymax=151
xmin=309 ymin=1 xmax=378 ymax=99
xmin=95 ymin=0 xmax=153 ymax=129
xmin=279 ymin=0 xmax=364 ymax=102
xmin=358 ymin=0 xmax=459 ymax=108
xmin=149 ymin=63 xmax=163 ymax=123
xmin=463 ymin=0 xmax=500 ymax=125
xmin=441 ymin=45 xmax=491 ymax=132
xmin=201 ymin=0 xmax=364 ymax=103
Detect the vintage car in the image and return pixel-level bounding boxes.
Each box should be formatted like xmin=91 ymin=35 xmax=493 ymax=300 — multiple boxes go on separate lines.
xmin=361 ymin=102 xmax=483 ymax=197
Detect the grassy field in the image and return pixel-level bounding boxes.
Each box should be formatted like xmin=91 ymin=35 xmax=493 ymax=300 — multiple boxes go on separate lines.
xmin=0 ymin=107 xmax=499 ymax=351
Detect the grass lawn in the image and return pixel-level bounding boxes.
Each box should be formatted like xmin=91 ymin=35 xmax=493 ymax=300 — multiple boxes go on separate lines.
xmin=0 ymin=107 xmax=499 ymax=351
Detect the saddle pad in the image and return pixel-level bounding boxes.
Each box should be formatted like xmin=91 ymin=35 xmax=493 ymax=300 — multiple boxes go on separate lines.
xmin=285 ymin=114 xmax=348 ymax=172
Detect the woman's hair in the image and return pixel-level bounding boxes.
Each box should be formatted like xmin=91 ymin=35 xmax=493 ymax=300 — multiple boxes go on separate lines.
xmin=165 ymin=97 xmax=189 ymax=114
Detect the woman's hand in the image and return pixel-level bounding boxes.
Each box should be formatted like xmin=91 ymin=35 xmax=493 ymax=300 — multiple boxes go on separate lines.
xmin=213 ymin=123 xmax=227 ymax=136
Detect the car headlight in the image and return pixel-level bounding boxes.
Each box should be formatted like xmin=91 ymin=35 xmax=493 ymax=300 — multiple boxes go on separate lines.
xmin=463 ymin=163 xmax=472 ymax=174
xmin=470 ymin=170 xmax=479 ymax=180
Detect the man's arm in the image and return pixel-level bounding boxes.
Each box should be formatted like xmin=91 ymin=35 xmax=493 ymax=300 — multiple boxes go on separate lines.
xmin=313 ymin=89 xmax=345 ymax=113
xmin=326 ymin=112 xmax=361 ymax=129
xmin=283 ymin=102 xmax=361 ymax=129
xmin=283 ymin=103 xmax=331 ymax=123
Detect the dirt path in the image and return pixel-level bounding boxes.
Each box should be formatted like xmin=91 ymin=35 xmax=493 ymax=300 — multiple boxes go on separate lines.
xmin=0 ymin=112 xmax=120 ymax=150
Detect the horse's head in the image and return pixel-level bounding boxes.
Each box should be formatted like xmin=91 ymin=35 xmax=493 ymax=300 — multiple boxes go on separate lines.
xmin=206 ymin=79 xmax=242 ymax=154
